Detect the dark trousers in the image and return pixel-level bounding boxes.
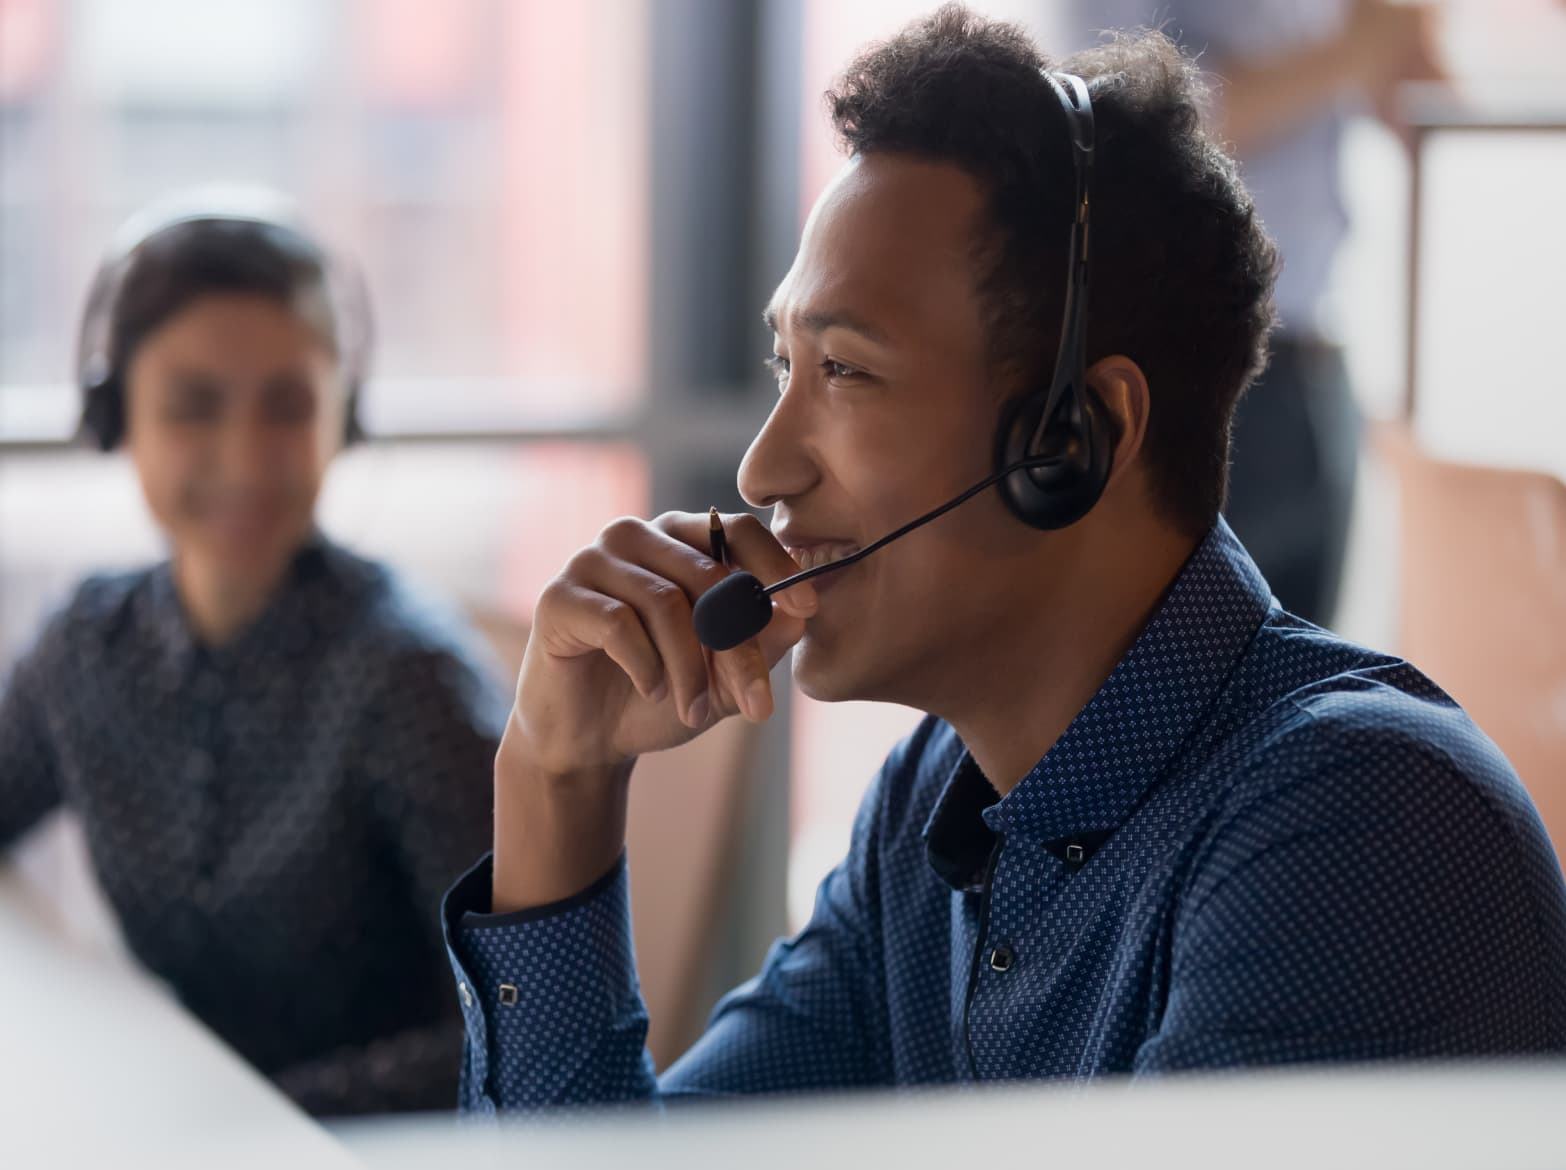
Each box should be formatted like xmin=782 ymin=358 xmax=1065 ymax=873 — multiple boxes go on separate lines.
xmin=1223 ymin=338 xmax=1360 ymax=628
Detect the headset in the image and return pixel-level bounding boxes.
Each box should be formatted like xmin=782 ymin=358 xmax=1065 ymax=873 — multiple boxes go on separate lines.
xmin=694 ymin=69 xmax=1118 ymax=651
xmin=995 ymin=69 xmax=1113 ymax=531
xmin=76 ymin=188 xmax=372 ymax=452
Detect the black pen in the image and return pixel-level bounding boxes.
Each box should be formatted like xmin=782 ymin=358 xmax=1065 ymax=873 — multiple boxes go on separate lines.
xmin=707 ymin=507 xmax=728 ymax=567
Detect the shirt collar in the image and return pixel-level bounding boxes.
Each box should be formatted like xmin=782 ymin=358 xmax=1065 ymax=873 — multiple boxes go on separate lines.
xmin=141 ymin=531 xmax=335 ymax=685
xmin=924 ymin=519 xmax=1273 ymax=891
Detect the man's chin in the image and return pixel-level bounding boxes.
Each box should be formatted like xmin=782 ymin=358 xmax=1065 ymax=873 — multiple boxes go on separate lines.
xmin=791 ymin=638 xmax=874 ymax=705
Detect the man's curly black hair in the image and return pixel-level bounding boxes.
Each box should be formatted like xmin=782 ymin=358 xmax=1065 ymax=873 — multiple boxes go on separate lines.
xmin=826 ymin=4 xmax=1278 ymax=537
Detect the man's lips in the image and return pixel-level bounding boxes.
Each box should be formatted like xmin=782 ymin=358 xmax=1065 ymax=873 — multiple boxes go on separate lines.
xmin=781 ymin=540 xmax=864 ymax=573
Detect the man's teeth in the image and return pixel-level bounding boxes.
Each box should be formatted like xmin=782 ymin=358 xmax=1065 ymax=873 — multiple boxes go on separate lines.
xmin=793 ymin=544 xmax=860 ymax=572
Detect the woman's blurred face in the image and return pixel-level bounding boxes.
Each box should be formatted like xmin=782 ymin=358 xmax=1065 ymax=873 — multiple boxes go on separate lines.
xmin=123 ymin=292 xmax=346 ymax=590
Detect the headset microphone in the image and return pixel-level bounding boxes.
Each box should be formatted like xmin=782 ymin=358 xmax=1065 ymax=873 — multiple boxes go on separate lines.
xmin=692 ymin=575 xmax=775 ymax=653
xmin=693 ymin=452 xmax=1067 ymax=651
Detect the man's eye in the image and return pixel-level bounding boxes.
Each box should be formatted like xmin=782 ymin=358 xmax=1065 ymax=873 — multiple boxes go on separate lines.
xmin=764 ymin=354 xmax=864 ymax=387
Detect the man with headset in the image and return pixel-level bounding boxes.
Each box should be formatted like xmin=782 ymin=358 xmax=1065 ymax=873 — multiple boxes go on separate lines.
xmin=441 ymin=6 xmax=1566 ymax=1113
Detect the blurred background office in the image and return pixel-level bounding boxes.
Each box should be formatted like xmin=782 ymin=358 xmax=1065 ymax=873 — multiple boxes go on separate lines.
xmin=2 ymin=0 xmax=1564 ymax=1086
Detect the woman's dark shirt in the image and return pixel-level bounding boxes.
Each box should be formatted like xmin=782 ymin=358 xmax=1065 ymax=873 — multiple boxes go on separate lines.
xmin=0 ymin=537 xmax=507 ymax=1115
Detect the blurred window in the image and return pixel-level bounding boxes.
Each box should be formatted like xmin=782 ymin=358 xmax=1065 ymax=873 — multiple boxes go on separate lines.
xmin=1413 ymin=130 xmax=1566 ymax=479
xmin=0 ymin=0 xmax=649 ymax=659
xmin=0 ymin=0 xmax=646 ymax=435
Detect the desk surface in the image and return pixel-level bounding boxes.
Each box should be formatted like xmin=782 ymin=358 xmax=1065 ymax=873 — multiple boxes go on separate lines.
xmin=339 ymin=1063 xmax=1566 ymax=1170
xmin=5 ymin=864 xmax=1565 ymax=1170
xmin=0 ymin=866 xmax=350 ymax=1169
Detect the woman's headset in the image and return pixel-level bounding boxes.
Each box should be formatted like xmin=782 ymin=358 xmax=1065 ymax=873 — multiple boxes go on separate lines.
xmin=76 ymin=188 xmax=372 ymax=452
xmin=994 ymin=70 xmax=1114 ymax=531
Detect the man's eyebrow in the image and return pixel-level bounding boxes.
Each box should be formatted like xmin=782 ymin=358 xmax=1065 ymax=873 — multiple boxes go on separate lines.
xmin=762 ymin=306 xmax=891 ymax=345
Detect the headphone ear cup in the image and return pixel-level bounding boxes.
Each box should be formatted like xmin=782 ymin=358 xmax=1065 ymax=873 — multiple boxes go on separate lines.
xmin=995 ymin=383 xmax=1114 ymax=530
xmin=77 ymin=377 xmax=363 ymax=451
xmin=78 ymin=375 xmax=126 ymax=452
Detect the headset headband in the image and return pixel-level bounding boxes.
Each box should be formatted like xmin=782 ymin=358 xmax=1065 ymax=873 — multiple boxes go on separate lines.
xmin=76 ymin=185 xmax=373 ymax=399
xmin=1035 ymin=70 xmax=1095 ymax=447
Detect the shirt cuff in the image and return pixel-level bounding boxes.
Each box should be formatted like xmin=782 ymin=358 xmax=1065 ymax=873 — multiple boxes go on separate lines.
xmin=441 ymin=852 xmax=652 ymax=1112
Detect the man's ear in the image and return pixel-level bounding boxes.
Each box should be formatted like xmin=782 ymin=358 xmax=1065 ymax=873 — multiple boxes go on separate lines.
xmin=1086 ymin=354 xmax=1150 ymax=496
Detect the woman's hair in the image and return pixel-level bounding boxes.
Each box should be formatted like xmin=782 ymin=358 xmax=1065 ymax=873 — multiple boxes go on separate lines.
xmin=77 ymin=210 xmax=372 ymax=450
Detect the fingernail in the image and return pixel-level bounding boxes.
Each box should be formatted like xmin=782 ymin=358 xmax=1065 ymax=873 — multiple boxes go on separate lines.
xmin=687 ymin=691 xmax=710 ymax=727
xmin=745 ymin=677 xmax=772 ymax=720
xmin=649 ymin=678 xmax=669 ymax=704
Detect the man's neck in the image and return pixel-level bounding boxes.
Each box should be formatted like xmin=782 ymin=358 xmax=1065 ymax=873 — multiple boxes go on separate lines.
xmin=939 ymin=525 xmax=1200 ymax=796
xmin=173 ymin=553 xmax=290 ymax=648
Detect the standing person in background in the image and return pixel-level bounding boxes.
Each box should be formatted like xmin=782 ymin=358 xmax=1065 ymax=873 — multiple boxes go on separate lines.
xmin=1062 ymin=0 xmax=1446 ymax=626
xmin=0 ymin=193 xmax=506 ymax=1115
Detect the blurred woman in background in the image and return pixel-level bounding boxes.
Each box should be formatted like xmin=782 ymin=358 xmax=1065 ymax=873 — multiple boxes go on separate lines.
xmin=0 ymin=192 xmax=506 ymax=1116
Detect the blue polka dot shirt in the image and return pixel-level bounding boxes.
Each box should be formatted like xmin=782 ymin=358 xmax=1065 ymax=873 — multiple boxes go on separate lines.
xmin=0 ymin=536 xmax=508 ymax=1115
xmin=443 ymin=520 xmax=1566 ymax=1114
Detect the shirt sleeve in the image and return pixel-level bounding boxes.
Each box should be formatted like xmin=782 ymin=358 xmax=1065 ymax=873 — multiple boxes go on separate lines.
xmin=445 ymin=750 xmax=894 ymax=1115
xmin=0 ymin=626 xmax=65 ymax=852
xmin=444 ymin=853 xmax=658 ymax=1116
xmin=1134 ymin=722 xmax=1566 ymax=1072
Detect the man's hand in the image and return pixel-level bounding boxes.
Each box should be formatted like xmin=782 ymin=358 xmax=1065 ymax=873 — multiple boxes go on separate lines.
xmin=491 ymin=511 xmax=817 ymax=911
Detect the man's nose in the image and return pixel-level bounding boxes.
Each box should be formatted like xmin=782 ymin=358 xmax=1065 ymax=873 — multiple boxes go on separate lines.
xmin=737 ymin=383 xmax=821 ymax=509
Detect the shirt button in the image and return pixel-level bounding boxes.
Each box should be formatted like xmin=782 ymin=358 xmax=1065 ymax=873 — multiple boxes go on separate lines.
xmin=989 ymin=944 xmax=1015 ymax=973
xmin=459 ymin=982 xmax=473 ymax=1009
